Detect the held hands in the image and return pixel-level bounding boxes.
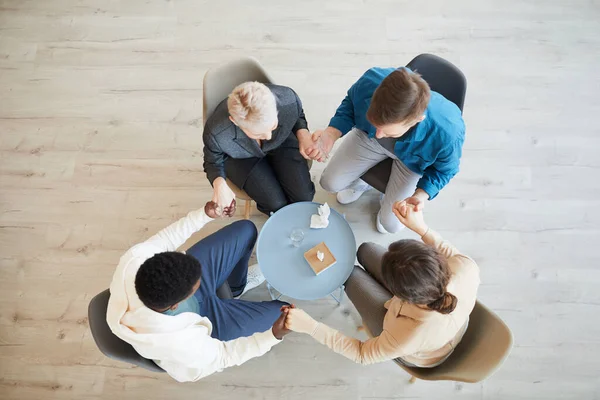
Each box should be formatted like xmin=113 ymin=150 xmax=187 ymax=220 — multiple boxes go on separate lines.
xmin=276 ymin=304 xmax=319 ymax=336
xmin=205 ymin=200 xmax=236 ymax=219
xmin=272 ymin=304 xmax=317 ymax=340
xmin=297 ymin=129 xmax=315 ymax=160
xmin=300 ymin=127 xmax=341 ymax=162
xmin=401 ymin=188 xmax=429 ymax=213
xmin=271 ymin=306 xmax=292 ymax=340
xmin=209 ymin=177 xmax=236 ymax=218
xmin=392 ymin=200 xmax=429 ymax=237
xmin=311 ymin=127 xmax=341 ymax=162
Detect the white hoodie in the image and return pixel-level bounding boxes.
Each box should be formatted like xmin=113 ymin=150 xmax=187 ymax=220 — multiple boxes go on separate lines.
xmin=106 ymin=209 xmax=280 ymax=382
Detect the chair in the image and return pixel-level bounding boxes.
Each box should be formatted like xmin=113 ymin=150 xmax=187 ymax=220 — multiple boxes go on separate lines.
xmin=360 ymin=53 xmax=467 ymax=193
xmin=202 ymin=57 xmax=265 ymax=219
xmin=366 ymin=301 xmax=513 ymax=383
xmin=203 ymin=57 xmax=273 ymax=219
xmin=88 ymin=283 xmax=233 ymax=372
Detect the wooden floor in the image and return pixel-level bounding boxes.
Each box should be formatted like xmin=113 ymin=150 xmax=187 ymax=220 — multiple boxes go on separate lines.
xmin=1 ymin=0 xmax=599 ymax=399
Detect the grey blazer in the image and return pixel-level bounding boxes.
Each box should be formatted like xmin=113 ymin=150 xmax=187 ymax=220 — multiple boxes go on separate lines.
xmin=203 ymin=84 xmax=308 ymax=185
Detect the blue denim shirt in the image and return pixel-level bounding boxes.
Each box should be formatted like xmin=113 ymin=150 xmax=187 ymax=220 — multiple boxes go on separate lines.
xmin=329 ymin=67 xmax=465 ymax=199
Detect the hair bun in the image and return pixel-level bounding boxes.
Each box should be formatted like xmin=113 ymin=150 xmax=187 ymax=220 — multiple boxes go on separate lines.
xmin=427 ymin=292 xmax=457 ymax=315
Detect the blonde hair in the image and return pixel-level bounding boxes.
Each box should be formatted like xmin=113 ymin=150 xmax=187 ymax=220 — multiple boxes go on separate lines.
xmin=227 ymin=82 xmax=277 ymax=131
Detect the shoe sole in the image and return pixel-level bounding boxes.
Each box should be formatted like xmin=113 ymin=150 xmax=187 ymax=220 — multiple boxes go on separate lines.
xmin=234 ymin=277 xmax=266 ymax=299
xmin=336 ymin=193 xmax=366 ymax=205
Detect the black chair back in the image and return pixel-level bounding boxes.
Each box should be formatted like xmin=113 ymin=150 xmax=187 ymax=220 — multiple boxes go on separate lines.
xmin=88 ymin=284 xmax=233 ymax=372
xmin=88 ymin=289 xmax=165 ymax=372
xmin=406 ymin=53 xmax=466 ymax=112
xmin=361 ymin=54 xmax=467 ymax=192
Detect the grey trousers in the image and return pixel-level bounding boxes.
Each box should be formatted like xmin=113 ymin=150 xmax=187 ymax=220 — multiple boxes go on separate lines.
xmin=320 ymin=129 xmax=421 ymax=233
xmin=345 ymin=242 xmax=391 ymax=339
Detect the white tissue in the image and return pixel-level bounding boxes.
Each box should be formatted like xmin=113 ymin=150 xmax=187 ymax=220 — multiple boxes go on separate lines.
xmin=310 ymin=202 xmax=330 ymax=229
xmin=317 ymin=251 xmax=325 ymax=262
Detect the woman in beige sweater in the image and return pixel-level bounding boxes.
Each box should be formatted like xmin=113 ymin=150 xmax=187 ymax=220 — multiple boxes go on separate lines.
xmin=285 ymin=201 xmax=480 ymax=367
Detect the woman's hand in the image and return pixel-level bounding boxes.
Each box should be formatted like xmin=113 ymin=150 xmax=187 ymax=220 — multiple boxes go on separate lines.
xmin=283 ymin=305 xmax=319 ymax=335
xmin=211 ymin=177 xmax=236 ymax=217
xmin=401 ymin=188 xmax=429 ymax=212
xmin=297 ymin=129 xmax=319 ymax=160
xmin=392 ymin=201 xmax=429 ymax=236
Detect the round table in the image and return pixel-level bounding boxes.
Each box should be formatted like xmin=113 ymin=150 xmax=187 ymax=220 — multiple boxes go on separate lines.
xmin=256 ymin=202 xmax=356 ymax=302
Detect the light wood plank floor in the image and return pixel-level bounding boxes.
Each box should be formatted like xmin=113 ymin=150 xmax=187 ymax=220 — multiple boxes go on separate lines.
xmin=1 ymin=1 xmax=599 ymax=399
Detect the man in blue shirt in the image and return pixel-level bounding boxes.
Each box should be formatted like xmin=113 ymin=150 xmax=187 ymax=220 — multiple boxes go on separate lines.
xmin=307 ymin=67 xmax=465 ymax=233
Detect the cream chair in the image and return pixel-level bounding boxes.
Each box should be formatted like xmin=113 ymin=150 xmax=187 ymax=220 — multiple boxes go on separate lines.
xmin=366 ymin=301 xmax=513 ymax=383
xmin=203 ymin=57 xmax=281 ymax=219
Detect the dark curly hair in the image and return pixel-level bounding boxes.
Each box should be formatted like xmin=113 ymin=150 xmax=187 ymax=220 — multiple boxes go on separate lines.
xmin=135 ymin=252 xmax=202 ymax=310
xmin=381 ymin=239 xmax=457 ymax=314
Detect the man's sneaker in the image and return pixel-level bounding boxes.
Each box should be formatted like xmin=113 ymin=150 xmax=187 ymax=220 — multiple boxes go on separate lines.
xmin=336 ymin=180 xmax=372 ymax=205
xmin=235 ymin=264 xmax=266 ymax=299
xmin=376 ymin=210 xmax=389 ymax=234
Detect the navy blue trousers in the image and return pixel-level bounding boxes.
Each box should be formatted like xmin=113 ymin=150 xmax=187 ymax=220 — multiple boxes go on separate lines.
xmin=186 ymin=220 xmax=286 ymax=341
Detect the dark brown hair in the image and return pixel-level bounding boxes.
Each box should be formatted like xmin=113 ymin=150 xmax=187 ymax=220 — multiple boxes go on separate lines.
xmin=366 ymin=68 xmax=431 ymax=126
xmin=381 ymin=239 xmax=457 ymax=314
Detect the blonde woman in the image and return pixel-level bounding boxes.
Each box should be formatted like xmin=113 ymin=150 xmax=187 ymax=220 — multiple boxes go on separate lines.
xmin=284 ymin=202 xmax=480 ymax=367
xmin=203 ymin=82 xmax=315 ymax=216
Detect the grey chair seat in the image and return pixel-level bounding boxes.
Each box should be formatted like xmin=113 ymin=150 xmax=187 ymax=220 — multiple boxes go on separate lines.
xmin=362 ymin=158 xmax=393 ymax=194
xmin=88 ymin=283 xmax=233 ymax=372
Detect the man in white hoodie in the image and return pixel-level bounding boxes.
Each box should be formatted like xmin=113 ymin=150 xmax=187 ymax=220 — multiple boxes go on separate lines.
xmin=106 ymin=204 xmax=290 ymax=382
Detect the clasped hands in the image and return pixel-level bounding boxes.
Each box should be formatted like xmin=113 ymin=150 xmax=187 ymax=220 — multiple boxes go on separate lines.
xmin=271 ymin=304 xmax=319 ymax=340
xmin=297 ymin=128 xmax=341 ymax=163
xmin=206 ymin=177 xmax=237 ymax=218
xmin=392 ymin=196 xmax=430 ymax=237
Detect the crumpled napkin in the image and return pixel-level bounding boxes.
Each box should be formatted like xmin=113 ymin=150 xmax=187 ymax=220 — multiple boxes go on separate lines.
xmin=310 ymin=202 xmax=330 ymax=229
xmin=317 ymin=251 xmax=325 ymax=262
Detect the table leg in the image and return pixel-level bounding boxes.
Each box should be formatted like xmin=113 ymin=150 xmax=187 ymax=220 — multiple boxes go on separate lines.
xmin=329 ymin=285 xmax=345 ymax=305
xmin=266 ymin=282 xmax=283 ymax=301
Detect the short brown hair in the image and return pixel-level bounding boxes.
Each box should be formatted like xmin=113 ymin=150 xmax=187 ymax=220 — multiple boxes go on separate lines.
xmin=381 ymin=239 xmax=457 ymax=314
xmin=366 ymin=68 xmax=430 ymax=126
